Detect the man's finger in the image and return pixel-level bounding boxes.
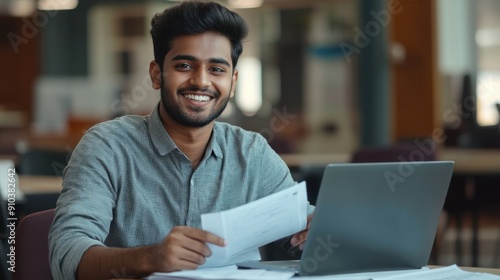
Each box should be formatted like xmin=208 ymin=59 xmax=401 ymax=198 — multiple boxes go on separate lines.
xmin=178 ymin=248 xmax=208 ymax=265
xmin=181 ymin=239 xmax=212 ymax=257
xmin=290 ymin=232 xmax=305 ymax=247
xmin=182 ymin=227 xmax=226 ymax=247
xmin=175 ymin=259 xmax=201 ymax=271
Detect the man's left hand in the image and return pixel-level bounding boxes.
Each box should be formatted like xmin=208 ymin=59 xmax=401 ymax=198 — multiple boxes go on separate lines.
xmin=290 ymin=215 xmax=313 ymax=250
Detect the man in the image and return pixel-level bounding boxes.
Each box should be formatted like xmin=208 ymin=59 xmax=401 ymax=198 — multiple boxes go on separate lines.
xmin=49 ymin=2 xmax=313 ymax=279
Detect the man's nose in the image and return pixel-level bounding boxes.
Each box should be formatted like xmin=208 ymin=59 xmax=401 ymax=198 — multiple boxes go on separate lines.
xmin=190 ymin=68 xmax=211 ymax=88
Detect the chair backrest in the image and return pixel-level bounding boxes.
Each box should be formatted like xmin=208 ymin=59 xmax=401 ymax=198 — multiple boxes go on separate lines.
xmin=1 ymin=199 xmax=10 ymax=280
xmin=351 ymin=141 xmax=436 ymax=163
xmin=14 ymin=209 xmax=55 ymax=280
xmin=17 ymin=147 xmax=71 ymax=176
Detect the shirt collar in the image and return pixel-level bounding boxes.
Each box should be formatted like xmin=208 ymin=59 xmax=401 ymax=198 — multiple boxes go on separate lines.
xmin=148 ymin=103 xmax=223 ymax=159
xmin=148 ymin=103 xmax=177 ymax=156
xmin=209 ymin=124 xmax=223 ymax=159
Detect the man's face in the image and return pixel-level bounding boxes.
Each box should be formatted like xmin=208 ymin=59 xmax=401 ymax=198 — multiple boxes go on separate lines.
xmin=156 ymin=32 xmax=238 ymax=127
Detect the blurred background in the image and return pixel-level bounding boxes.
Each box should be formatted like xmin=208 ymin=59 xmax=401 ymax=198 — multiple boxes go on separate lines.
xmin=0 ymin=0 xmax=500 ymax=270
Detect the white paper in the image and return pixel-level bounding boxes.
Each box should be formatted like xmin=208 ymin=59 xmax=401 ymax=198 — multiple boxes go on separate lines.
xmin=146 ymin=265 xmax=295 ymax=280
xmin=147 ymin=267 xmax=425 ymax=280
xmin=200 ymin=181 xmax=308 ymax=268
xmin=295 ymin=268 xmax=427 ymax=280
xmin=372 ymin=264 xmax=500 ymax=280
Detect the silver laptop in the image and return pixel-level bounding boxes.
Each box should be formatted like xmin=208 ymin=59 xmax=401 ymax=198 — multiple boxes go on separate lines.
xmin=237 ymin=161 xmax=454 ymax=276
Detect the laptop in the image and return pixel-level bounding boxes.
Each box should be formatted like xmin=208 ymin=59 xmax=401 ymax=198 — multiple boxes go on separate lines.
xmin=237 ymin=161 xmax=454 ymax=276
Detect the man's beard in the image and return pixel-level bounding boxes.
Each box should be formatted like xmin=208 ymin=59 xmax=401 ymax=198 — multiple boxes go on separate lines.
xmin=160 ymin=78 xmax=231 ymax=127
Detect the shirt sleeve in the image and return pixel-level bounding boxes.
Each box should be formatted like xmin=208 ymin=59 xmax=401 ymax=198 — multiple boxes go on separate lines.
xmin=253 ymin=134 xmax=316 ymax=257
xmin=255 ymin=133 xmax=315 ymax=213
xmin=48 ymin=126 xmax=117 ymax=280
xmin=255 ymin=134 xmax=294 ymax=194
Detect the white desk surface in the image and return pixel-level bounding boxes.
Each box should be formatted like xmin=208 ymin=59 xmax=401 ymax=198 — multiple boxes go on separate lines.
xmin=127 ymin=266 xmax=500 ymax=280
xmin=18 ymin=175 xmax=62 ymax=195
xmin=433 ymin=265 xmax=500 ymax=275
xmin=439 ymin=148 xmax=500 ymax=174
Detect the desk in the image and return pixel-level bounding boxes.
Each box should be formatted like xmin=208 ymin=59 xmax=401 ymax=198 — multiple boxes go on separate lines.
xmin=438 ymin=265 xmax=500 ymax=275
xmin=439 ymin=149 xmax=500 ymax=267
xmin=18 ymin=175 xmax=63 ymax=195
xmin=15 ymin=149 xmax=500 ymax=194
xmin=440 ymin=148 xmax=500 ymax=175
xmin=110 ymin=266 xmax=500 ymax=279
xmin=279 ymin=148 xmax=500 ymax=172
xmin=17 ymin=175 xmax=62 ymax=215
xmin=279 ymin=153 xmax=351 ymax=168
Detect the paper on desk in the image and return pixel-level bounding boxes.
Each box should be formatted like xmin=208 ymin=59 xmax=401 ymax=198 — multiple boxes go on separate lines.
xmin=200 ymin=181 xmax=308 ymax=268
xmin=372 ymin=264 xmax=500 ymax=280
xmin=149 ymin=267 xmax=425 ymax=280
xmin=295 ymin=268 xmax=427 ymax=280
xmin=146 ymin=265 xmax=295 ymax=280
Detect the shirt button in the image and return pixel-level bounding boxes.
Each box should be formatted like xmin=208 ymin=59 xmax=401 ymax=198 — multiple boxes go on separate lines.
xmin=190 ymin=179 xmax=194 ymax=185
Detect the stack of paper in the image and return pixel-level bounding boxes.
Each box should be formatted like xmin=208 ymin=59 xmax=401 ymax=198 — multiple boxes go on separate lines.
xmin=146 ymin=265 xmax=294 ymax=280
xmin=371 ymin=265 xmax=500 ymax=280
xmin=148 ymin=265 xmax=500 ymax=280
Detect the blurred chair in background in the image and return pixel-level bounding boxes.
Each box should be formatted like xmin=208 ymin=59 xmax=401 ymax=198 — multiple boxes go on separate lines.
xmin=16 ymin=146 xmax=71 ymax=216
xmin=17 ymin=146 xmax=71 ymax=177
xmin=14 ymin=208 xmax=55 ymax=280
xmin=0 ymin=198 xmax=11 ymax=280
xmin=350 ymin=140 xmax=436 ymax=163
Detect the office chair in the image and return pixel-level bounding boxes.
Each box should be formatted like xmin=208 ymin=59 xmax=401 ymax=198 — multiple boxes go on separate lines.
xmin=17 ymin=147 xmax=71 ymax=177
xmin=0 ymin=199 xmax=11 ymax=280
xmin=350 ymin=141 xmax=436 ymax=163
xmin=14 ymin=208 xmax=55 ymax=280
xmin=16 ymin=147 xmax=70 ymax=215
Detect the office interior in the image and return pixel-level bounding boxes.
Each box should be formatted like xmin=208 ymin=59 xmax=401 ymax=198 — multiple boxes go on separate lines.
xmin=0 ymin=0 xmax=499 ymax=272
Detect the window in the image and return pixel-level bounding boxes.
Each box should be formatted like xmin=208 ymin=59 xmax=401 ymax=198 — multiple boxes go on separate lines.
xmin=476 ymin=0 xmax=500 ymax=126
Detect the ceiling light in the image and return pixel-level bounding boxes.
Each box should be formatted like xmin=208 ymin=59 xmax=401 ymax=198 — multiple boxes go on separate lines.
xmin=8 ymin=0 xmax=36 ymax=17
xmin=228 ymin=0 xmax=263 ymax=9
xmin=476 ymin=29 xmax=500 ymax=47
xmin=235 ymin=57 xmax=262 ymax=116
xmin=38 ymin=0 xmax=78 ymax=10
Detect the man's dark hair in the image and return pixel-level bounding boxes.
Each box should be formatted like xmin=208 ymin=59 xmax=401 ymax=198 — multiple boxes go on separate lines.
xmin=150 ymin=1 xmax=248 ymax=71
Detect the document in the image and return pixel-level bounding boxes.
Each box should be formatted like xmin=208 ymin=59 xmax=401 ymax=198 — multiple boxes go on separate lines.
xmin=296 ymin=265 xmax=500 ymax=280
xmin=146 ymin=265 xmax=295 ymax=280
xmin=200 ymin=181 xmax=308 ymax=268
xmin=147 ymin=264 xmax=500 ymax=280
xmin=372 ymin=264 xmax=500 ymax=280
xmin=295 ymin=268 xmax=428 ymax=280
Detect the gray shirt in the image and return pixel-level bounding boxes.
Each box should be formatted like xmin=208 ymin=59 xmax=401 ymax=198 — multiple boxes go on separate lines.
xmin=48 ymin=105 xmax=306 ymax=280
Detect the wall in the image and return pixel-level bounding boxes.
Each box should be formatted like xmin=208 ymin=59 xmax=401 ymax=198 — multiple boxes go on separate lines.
xmin=0 ymin=16 xmax=40 ymax=122
xmin=390 ymin=0 xmax=439 ymax=142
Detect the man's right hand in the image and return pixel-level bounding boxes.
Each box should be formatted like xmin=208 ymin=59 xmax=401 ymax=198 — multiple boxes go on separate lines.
xmin=77 ymin=226 xmax=225 ymax=279
xmin=150 ymin=226 xmax=226 ymax=272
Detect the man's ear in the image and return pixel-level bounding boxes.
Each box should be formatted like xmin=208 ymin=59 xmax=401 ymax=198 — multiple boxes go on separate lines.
xmin=149 ymin=60 xmax=161 ymax=90
xmin=230 ymin=69 xmax=238 ymax=98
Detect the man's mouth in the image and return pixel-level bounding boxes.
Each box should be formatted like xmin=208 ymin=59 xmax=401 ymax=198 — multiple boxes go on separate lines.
xmin=183 ymin=94 xmax=211 ymax=102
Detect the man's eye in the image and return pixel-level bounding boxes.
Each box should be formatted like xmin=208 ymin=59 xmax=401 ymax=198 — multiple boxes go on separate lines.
xmin=211 ymin=67 xmax=225 ymax=73
xmin=176 ymin=63 xmax=192 ymax=70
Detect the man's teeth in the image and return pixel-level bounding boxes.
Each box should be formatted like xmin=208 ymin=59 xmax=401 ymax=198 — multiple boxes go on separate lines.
xmin=185 ymin=94 xmax=210 ymax=102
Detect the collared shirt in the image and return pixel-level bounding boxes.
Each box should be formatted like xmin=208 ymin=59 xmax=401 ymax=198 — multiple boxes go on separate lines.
xmin=48 ymin=104 xmax=307 ymax=280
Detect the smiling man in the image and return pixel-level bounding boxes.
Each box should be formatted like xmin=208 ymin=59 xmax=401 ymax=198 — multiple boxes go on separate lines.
xmin=48 ymin=2 xmax=313 ymax=280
